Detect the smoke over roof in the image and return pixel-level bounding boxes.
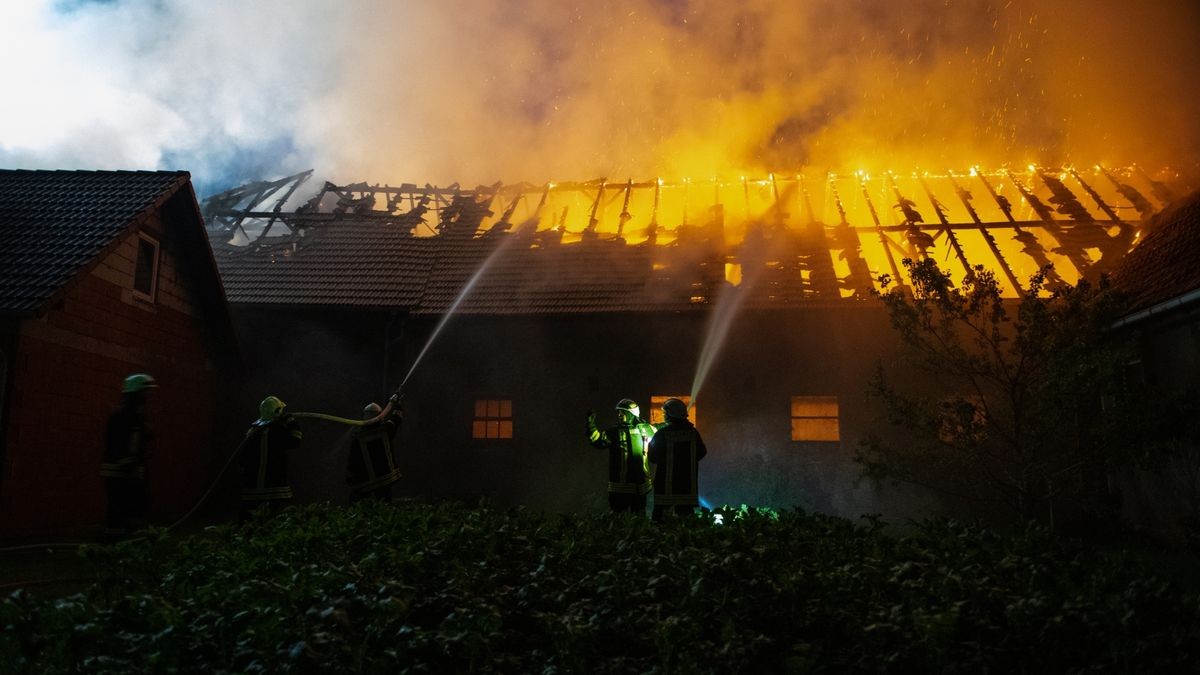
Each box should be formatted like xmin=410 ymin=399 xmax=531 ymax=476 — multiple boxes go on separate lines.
xmin=2 ymin=0 xmax=1198 ymax=194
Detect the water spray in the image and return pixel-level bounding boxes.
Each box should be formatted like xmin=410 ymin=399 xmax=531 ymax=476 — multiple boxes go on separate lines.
xmin=399 ymin=229 xmax=521 ymax=390
xmin=689 ymin=273 xmax=757 ymax=408
xmin=688 ymin=204 xmax=773 ymax=407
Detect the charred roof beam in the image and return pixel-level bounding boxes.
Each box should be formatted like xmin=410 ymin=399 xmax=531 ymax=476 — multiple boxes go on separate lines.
xmin=946 ymin=170 xmax=1024 ymax=295
xmin=916 ymin=175 xmax=973 ymax=278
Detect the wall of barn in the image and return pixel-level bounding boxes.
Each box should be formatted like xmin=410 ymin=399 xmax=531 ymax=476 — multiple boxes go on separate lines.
xmin=393 ymin=306 xmax=936 ymax=519
xmin=224 ymin=304 xmax=939 ymax=518
xmin=1118 ymin=306 xmax=1200 ymax=539
xmin=0 ymin=213 xmax=223 ymax=538
xmin=224 ymin=306 xmax=398 ymax=508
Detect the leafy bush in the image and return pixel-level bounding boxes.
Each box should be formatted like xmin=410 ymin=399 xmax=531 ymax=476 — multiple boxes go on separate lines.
xmin=3 ymin=502 xmax=1198 ymax=673
xmin=861 ymin=259 xmax=1139 ymax=525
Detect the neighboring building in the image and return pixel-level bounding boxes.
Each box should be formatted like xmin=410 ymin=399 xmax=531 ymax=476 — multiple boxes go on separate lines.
xmin=208 ymin=172 xmax=1165 ymax=517
xmin=1110 ymin=191 xmax=1200 ymax=387
xmin=1109 ymin=190 xmax=1200 ymax=534
xmin=0 ymin=170 xmax=238 ymax=537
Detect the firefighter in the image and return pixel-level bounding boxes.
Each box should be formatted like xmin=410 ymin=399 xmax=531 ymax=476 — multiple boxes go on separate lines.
xmin=240 ymin=395 xmax=303 ymax=520
xmin=101 ymin=373 xmax=156 ymax=538
xmin=648 ymin=398 xmax=707 ymax=521
xmin=586 ymin=398 xmax=656 ymax=514
xmin=346 ymin=393 xmax=403 ymax=503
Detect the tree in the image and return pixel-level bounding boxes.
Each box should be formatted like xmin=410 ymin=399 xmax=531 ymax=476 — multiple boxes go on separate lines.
xmin=856 ymin=259 xmax=1133 ymax=526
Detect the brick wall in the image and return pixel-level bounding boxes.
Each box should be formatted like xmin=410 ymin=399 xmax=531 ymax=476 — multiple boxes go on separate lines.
xmin=0 ymin=211 xmax=224 ymax=537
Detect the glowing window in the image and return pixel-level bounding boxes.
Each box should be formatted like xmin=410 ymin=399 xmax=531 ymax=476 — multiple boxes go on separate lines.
xmin=791 ymin=396 xmax=839 ymax=441
xmin=133 ymin=234 xmax=160 ymax=301
xmin=472 ymin=399 xmax=513 ymax=439
xmin=724 ymin=263 xmax=742 ymax=286
xmin=650 ymin=395 xmax=696 ymax=428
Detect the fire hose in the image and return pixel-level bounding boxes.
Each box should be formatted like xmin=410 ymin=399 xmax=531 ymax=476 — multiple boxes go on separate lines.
xmin=291 ymin=412 xmax=383 ymax=426
xmin=0 ymin=395 xmax=402 ymax=559
xmin=162 ymin=395 xmax=402 ymax=530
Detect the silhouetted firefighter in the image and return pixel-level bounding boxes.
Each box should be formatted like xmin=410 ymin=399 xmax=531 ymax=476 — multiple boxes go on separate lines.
xmin=240 ymin=396 xmax=303 ymax=520
xmin=586 ymin=398 xmax=657 ymax=514
xmin=648 ymin=398 xmax=707 ymax=521
xmin=101 ymin=373 xmax=156 ymax=538
xmin=346 ymin=394 xmax=403 ymax=503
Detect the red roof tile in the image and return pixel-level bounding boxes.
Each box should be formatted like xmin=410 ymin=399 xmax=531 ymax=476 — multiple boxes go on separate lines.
xmin=1111 ymin=190 xmax=1200 ymax=314
xmin=212 ymin=219 xmax=862 ymax=314
xmin=213 ymin=216 xmax=435 ymax=308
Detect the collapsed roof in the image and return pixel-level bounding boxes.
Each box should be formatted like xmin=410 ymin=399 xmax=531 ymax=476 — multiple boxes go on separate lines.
xmin=206 ymin=167 xmax=1179 ymax=314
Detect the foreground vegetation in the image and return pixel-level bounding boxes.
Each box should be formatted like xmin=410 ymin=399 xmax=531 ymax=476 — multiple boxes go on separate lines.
xmin=3 ymin=502 xmax=1199 ymax=673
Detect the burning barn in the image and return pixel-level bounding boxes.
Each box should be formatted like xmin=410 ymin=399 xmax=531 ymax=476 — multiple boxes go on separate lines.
xmin=207 ymin=166 xmax=1175 ymax=516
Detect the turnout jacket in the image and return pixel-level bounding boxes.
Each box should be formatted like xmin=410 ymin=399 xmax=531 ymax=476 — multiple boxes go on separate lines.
xmin=346 ymin=411 xmax=402 ymax=494
xmin=240 ymin=416 xmax=303 ymax=502
xmin=587 ymin=416 xmax=657 ymax=495
xmin=102 ymin=406 xmax=150 ymax=481
xmin=647 ymin=419 xmax=707 ymax=506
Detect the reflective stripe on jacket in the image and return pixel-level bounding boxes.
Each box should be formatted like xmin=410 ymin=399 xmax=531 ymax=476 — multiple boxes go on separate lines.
xmin=241 ymin=419 xmax=302 ymax=501
xmin=587 ymin=417 xmax=655 ymax=495
xmin=347 ymin=417 xmax=401 ymax=494
xmin=102 ymin=408 xmax=149 ymax=480
xmin=648 ymin=421 xmax=707 ymax=506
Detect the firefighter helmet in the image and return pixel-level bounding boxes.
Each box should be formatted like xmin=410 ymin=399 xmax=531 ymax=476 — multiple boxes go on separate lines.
xmin=615 ymin=398 xmax=640 ymax=419
xmin=363 ymin=402 xmax=382 ymax=420
xmin=663 ymin=398 xmax=689 ymax=420
xmin=122 ymin=373 xmax=157 ymax=394
xmin=258 ymin=396 xmax=286 ymax=423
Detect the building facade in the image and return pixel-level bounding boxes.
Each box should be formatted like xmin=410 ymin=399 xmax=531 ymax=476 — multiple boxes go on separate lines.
xmin=1110 ymin=191 xmax=1200 ymax=536
xmin=209 ymin=171 xmax=1176 ymax=518
xmin=0 ymin=170 xmax=237 ymax=537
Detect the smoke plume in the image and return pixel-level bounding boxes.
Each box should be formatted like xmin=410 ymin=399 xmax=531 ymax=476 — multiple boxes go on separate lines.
xmin=2 ymin=0 xmax=1197 ymax=194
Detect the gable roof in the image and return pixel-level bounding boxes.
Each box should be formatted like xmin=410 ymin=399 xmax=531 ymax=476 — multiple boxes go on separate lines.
xmin=213 ymin=212 xmax=436 ymax=309
xmin=0 ymin=170 xmax=190 ymax=316
xmin=417 ymin=237 xmax=676 ymax=314
xmin=213 ymin=224 xmax=850 ymax=315
xmin=1110 ymin=190 xmax=1200 ymax=316
xmin=205 ymin=168 xmax=1173 ymax=315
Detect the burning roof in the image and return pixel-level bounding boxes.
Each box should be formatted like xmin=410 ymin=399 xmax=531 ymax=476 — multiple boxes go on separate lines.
xmin=207 ymin=165 xmax=1178 ymax=314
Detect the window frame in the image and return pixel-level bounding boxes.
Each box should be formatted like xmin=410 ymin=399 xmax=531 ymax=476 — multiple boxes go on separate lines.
xmin=132 ymin=233 xmax=161 ymax=303
xmin=789 ymin=395 xmax=840 ymax=442
xmin=472 ymin=398 xmax=514 ymax=440
xmin=650 ymin=395 xmax=695 ymax=428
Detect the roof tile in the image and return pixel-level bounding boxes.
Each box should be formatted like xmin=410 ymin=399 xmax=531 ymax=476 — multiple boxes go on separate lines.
xmin=1111 ymin=190 xmax=1200 ymax=313
xmin=0 ymin=169 xmax=188 ymax=314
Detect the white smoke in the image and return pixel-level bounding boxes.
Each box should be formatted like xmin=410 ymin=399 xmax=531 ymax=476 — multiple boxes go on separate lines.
xmin=1 ymin=0 xmax=1197 ymax=194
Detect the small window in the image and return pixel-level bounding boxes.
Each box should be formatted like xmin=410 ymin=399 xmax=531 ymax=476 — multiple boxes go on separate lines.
xmin=939 ymin=395 xmax=986 ymax=444
xmin=791 ymin=396 xmax=839 ymax=441
xmin=472 ymin=399 xmax=513 ymax=439
xmin=133 ymin=234 xmax=160 ymax=301
xmin=650 ymin=395 xmax=696 ymax=427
